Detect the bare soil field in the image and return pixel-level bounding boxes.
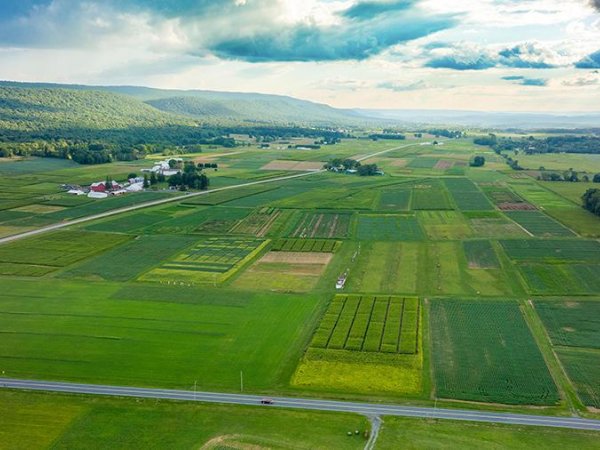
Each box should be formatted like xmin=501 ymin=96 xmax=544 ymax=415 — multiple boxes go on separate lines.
xmin=261 ymin=160 xmax=324 ymax=171
xmin=498 ymin=202 xmax=537 ymax=211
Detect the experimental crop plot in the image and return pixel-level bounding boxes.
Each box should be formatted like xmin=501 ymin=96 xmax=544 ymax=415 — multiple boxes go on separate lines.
xmin=505 ymin=211 xmax=575 ymax=237
xmin=429 ymin=299 xmax=559 ymax=405
xmin=229 ymin=207 xmax=281 ymax=237
xmin=311 ymin=295 xmax=419 ymax=354
xmin=140 ymin=237 xmax=267 ymax=284
xmin=288 ymin=211 xmax=352 ymax=239
xmin=271 ymin=238 xmax=341 ymax=253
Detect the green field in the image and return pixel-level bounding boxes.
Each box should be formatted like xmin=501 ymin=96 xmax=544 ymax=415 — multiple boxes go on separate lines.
xmin=287 ymin=211 xmax=352 ymax=238
xmin=356 ymin=214 xmax=424 ymax=241
xmin=500 ymin=239 xmax=600 ymax=263
xmin=505 ymin=210 xmax=575 ymax=237
xmin=429 ymin=299 xmax=559 ymax=405
xmin=271 ymin=238 xmax=341 ymax=252
xmin=0 ymin=391 xmax=368 ymax=450
xmin=311 ymin=295 xmax=419 ymax=354
xmin=140 ymin=237 xmax=268 ymax=284
xmin=377 ymin=417 xmax=600 ymax=449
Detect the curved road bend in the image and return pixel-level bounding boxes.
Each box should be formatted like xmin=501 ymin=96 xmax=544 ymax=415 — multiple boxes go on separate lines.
xmin=2 ymin=378 xmax=600 ymax=431
xmin=0 ymin=143 xmax=418 ymax=245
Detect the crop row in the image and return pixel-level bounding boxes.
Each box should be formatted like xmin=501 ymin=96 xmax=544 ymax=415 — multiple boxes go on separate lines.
xmin=289 ymin=212 xmax=351 ymax=239
xmin=311 ymin=295 xmax=419 ymax=354
xmin=271 ymin=238 xmax=340 ymax=253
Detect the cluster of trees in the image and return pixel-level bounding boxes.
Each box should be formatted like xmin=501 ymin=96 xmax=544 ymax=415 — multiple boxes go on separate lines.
xmin=369 ymin=133 xmax=406 ymax=140
xmin=539 ymin=171 xmax=600 ymax=183
xmin=470 ymin=156 xmax=486 ymax=167
xmin=324 ymin=158 xmax=382 ymax=176
xmin=582 ymin=189 xmax=600 ymax=217
xmin=424 ymin=129 xmax=465 ymax=139
xmin=474 ymin=134 xmax=600 ymax=156
xmin=167 ymin=161 xmax=209 ymax=190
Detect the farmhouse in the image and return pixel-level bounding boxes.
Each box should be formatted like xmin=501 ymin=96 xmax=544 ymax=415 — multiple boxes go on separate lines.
xmin=90 ymin=181 xmax=121 ymax=192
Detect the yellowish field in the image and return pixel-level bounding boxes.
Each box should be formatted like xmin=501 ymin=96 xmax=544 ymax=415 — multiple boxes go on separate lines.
xmin=261 ymin=160 xmax=324 ymax=171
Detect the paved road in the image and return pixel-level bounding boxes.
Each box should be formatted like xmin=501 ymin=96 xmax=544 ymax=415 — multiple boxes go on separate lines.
xmin=2 ymin=378 xmax=600 ymax=431
xmin=0 ymin=143 xmax=418 ymax=245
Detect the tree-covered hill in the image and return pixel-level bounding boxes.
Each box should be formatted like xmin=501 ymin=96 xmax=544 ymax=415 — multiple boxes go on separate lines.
xmin=0 ymin=86 xmax=192 ymax=133
xmin=0 ymin=81 xmax=371 ymax=127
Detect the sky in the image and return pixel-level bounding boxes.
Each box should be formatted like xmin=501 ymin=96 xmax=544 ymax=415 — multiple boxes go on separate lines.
xmin=0 ymin=0 xmax=599 ymax=112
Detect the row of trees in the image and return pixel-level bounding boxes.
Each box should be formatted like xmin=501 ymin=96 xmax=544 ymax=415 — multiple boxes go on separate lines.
xmin=538 ymin=170 xmax=600 ymax=183
xmin=582 ymin=189 xmax=600 ymax=216
xmin=474 ymin=134 xmax=600 ymax=156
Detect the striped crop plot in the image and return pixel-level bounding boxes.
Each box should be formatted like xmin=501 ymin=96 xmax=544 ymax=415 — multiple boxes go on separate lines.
xmin=500 ymin=239 xmax=600 ymax=263
xmin=229 ymin=207 xmax=281 ymax=237
xmin=444 ymin=178 xmax=494 ymax=211
xmin=311 ymin=295 xmax=419 ymax=354
xmin=463 ymin=240 xmax=500 ymax=269
xmin=140 ymin=237 xmax=268 ymax=284
xmin=504 ymin=211 xmax=575 ymax=237
xmin=429 ymin=299 xmax=559 ymax=405
xmin=271 ymin=238 xmax=341 ymax=253
xmin=288 ymin=211 xmax=352 ymax=239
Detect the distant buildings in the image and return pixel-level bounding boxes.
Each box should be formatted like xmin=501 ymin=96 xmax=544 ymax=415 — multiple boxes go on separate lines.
xmin=90 ymin=181 xmax=122 ymax=193
xmin=141 ymin=158 xmax=182 ymax=177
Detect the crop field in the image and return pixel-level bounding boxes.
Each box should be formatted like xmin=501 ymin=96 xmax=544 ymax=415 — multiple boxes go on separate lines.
xmin=429 ymin=299 xmax=559 ymax=405
xmin=408 ymin=157 xmax=439 ymax=169
xmin=348 ymin=242 xmax=421 ymax=294
xmin=140 ymin=237 xmax=267 ymax=284
xmin=465 ymin=211 xmax=529 ymax=238
xmin=232 ymin=250 xmax=333 ymax=292
xmin=418 ymin=211 xmax=472 ymax=240
xmin=377 ymin=187 xmax=411 ymax=211
xmin=356 ymin=214 xmax=424 ymax=241
xmin=182 ymin=184 xmax=279 ymax=206
xmin=62 ymin=235 xmax=198 ymax=281
xmin=463 ymin=241 xmax=500 ymax=269
xmin=505 ymin=211 xmax=575 ymax=237
xmin=445 ymin=178 xmax=494 ymax=211
xmin=288 ymin=211 xmax=352 ymax=239
xmin=0 ymin=231 xmax=130 ymax=276
xmin=518 ymin=264 xmax=600 ymax=295
xmin=500 ymin=239 xmax=600 ymax=262
xmin=411 ymin=181 xmax=453 ymax=210
xmin=311 ymin=295 xmax=419 ymax=354
xmin=0 ymin=278 xmax=320 ymax=391
xmin=229 ymin=207 xmax=281 ymax=236
xmin=271 ymin=238 xmax=341 ymax=252
xmin=534 ymin=300 xmax=600 ymax=408
xmin=84 ymin=210 xmax=173 ymax=234
xmin=144 ymin=207 xmax=250 ymax=234
xmin=508 ymin=182 xmax=573 ymax=209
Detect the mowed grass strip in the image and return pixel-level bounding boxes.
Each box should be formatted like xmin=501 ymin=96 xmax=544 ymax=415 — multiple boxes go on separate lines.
xmin=429 ymin=299 xmax=559 ymax=405
xmin=505 ymin=211 xmax=575 ymax=237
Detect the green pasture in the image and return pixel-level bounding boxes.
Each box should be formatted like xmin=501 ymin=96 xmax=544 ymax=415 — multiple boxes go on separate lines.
xmin=0 ymin=390 xmax=367 ymax=450
xmin=505 ymin=210 xmax=575 ymax=237
xmin=0 ymin=278 xmax=320 ymax=391
xmin=356 ymin=214 xmax=424 ymax=241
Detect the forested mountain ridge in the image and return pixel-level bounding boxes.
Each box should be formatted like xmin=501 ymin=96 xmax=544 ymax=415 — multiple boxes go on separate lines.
xmin=0 ymin=81 xmax=370 ymax=127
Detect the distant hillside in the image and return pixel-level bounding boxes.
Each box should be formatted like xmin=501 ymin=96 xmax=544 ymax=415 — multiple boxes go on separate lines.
xmin=354 ymin=109 xmax=600 ymax=129
xmin=0 ymin=85 xmax=192 ymax=133
xmin=0 ymin=81 xmax=370 ymax=127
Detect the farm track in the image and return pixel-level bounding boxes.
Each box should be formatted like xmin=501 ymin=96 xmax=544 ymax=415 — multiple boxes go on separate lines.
xmin=0 ymin=142 xmax=421 ymax=246
xmin=2 ymin=378 xmax=600 ymax=431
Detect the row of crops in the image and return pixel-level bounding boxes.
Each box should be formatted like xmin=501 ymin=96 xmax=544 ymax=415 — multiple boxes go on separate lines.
xmin=311 ymin=295 xmax=419 ymax=354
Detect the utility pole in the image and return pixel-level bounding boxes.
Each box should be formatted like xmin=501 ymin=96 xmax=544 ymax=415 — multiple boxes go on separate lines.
xmin=240 ymin=370 xmax=244 ymax=392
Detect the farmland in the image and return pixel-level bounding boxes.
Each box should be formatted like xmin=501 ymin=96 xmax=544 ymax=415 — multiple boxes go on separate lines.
xmin=140 ymin=237 xmax=268 ymax=284
xmin=2 ymin=137 xmax=600 ymax=439
xmin=429 ymin=299 xmax=559 ymax=405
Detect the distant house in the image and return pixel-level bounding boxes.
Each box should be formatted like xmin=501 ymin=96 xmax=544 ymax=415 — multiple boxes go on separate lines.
xmin=88 ymin=191 xmax=108 ymax=199
xmin=126 ymin=182 xmax=144 ymax=192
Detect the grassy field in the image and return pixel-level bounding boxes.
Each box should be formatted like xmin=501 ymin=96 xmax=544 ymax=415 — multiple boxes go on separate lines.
xmin=0 ymin=279 xmax=320 ymax=391
xmin=0 ymin=390 xmax=368 ymax=450
xmin=356 ymin=214 xmax=424 ymax=241
xmin=504 ymin=211 xmax=575 ymax=237
xmin=429 ymin=299 xmax=559 ymax=405
xmin=377 ymin=417 xmax=600 ymax=449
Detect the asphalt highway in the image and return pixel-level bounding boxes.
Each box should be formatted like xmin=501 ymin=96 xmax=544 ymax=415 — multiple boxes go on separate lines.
xmin=2 ymin=378 xmax=600 ymax=431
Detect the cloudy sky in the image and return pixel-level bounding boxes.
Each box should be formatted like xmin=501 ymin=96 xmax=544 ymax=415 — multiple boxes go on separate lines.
xmin=1 ymin=0 xmax=599 ymax=111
